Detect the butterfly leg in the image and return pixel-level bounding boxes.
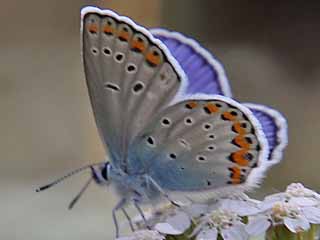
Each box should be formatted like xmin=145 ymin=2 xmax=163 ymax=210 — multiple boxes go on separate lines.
xmin=145 ymin=175 xmax=181 ymax=207
xmin=113 ymin=198 xmax=127 ymax=238
xmin=133 ymin=200 xmax=151 ymax=230
xmin=121 ymin=207 xmax=135 ymax=232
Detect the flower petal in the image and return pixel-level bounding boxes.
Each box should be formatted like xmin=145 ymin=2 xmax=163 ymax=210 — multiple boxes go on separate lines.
xmin=245 ymin=216 xmax=271 ymax=236
xmin=155 ymin=222 xmax=183 ymax=235
xmin=220 ymin=199 xmax=260 ymax=216
xmin=196 ymin=229 xmax=218 ymax=240
xmin=284 ymin=216 xmax=310 ymax=233
xmin=258 ymin=198 xmax=285 ymax=212
xmin=302 ymin=206 xmax=320 ymax=224
xmin=221 ymin=225 xmax=249 ymax=240
xmin=155 ymin=211 xmax=190 ymax=235
xmin=290 ymin=197 xmax=318 ymax=207
xmin=264 ymin=193 xmax=286 ymax=202
xmin=185 ymin=203 xmax=209 ymax=218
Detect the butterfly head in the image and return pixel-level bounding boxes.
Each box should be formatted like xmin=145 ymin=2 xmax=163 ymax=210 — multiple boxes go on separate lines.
xmin=90 ymin=162 xmax=111 ymax=185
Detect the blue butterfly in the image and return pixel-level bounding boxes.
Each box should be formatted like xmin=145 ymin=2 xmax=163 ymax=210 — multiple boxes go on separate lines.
xmin=37 ymin=6 xmax=288 ymax=237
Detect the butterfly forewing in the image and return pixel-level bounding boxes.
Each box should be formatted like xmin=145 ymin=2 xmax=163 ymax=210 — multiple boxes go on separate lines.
xmin=129 ymin=97 xmax=267 ymax=192
xmin=82 ymin=8 xmax=184 ymax=170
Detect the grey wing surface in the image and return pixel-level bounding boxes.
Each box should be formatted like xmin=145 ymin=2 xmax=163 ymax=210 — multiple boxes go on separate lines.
xmin=81 ymin=7 xmax=185 ymax=170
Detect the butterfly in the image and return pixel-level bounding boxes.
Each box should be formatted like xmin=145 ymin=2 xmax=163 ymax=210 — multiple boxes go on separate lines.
xmin=37 ymin=6 xmax=288 ymax=238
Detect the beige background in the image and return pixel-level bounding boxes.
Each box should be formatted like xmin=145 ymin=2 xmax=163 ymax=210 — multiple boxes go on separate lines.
xmin=1 ymin=1 xmax=320 ymax=239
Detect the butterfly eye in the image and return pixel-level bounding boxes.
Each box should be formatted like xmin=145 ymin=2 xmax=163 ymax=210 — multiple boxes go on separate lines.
xmin=101 ymin=166 xmax=108 ymax=180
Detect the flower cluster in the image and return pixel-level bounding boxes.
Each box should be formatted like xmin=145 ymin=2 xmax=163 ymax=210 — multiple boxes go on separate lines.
xmin=117 ymin=183 xmax=320 ymax=240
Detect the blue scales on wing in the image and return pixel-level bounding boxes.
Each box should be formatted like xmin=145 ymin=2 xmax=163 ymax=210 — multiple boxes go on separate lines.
xmin=151 ymin=29 xmax=232 ymax=97
xmin=82 ymin=10 xmax=185 ymax=170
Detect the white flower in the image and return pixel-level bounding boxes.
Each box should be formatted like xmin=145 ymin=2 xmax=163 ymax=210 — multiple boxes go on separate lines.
xmin=263 ymin=183 xmax=320 ymax=208
xmin=184 ymin=203 xmax=209 ymax=219
xmin=116 ymin=230 xmax=165 ymax=240
xmin=130 ymin=203 xmax=192 ymax=235
xmin=155 ymin=211 xmax=191 ymax=235
xmin=132 ymin=203 xmax=176 ymax=229
xmin=246 ymin=184 xmax=320 ymax=236
xmin=246 ymin=201 xmax=320 ymax=236
xmin=193 ymin=209 xmax=248 ymax=240
xmin=217 ymin=196 xmax=261 ymax=216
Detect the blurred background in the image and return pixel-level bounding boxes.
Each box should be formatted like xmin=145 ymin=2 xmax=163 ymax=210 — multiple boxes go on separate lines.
xmin=1 ymin=0 xmax=320 ymax=239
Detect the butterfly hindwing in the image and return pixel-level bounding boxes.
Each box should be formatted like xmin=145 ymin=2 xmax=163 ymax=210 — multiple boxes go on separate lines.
xmin=129 ymin=95 xmax=269 ymax=195
xmin=81 ymin=8 xmax=185 ymax=169
xmin=151 ymin=29 xmax=232 ymax=97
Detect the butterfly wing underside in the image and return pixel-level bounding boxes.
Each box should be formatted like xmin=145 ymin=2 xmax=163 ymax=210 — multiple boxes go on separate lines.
xmin=81 ymin=7 xmax=185 ymax=170
xmin=129 ymin=95 xmax=269 ymax=200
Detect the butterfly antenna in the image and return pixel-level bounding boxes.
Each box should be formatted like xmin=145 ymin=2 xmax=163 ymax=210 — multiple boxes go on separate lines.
xmin=68 ymin=177 xmax=93 ymax=210
xmin=35 ymin=163 xmax=102 ymax=192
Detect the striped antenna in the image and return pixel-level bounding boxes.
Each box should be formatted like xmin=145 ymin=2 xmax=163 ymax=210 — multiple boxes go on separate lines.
xmin=35 ymin=162 xmax=103 ymax=192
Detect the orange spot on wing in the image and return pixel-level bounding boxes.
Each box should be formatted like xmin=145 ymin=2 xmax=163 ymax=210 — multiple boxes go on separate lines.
xmin=88 ymin=24 xmax=98 ymax=33
xmin=186 ymin=102 xmax=198 ymax=109
xmin=131 ymin=40 xmax=145 ymax=52
xmin=103 ymin=25 xmax=113 ymax=34
xmin=146 ymin=51 xmax=161 ymax=66
xmin=229 ymin=167 xmax=242 ymax=184
xmin=230 ymin=167 xmax=241 ymax=176
xmin=233 ymin=122 xmax=247 ymax=135
xmin=222 ymin=111 xmax=237 ymax=121
xmin=205 ymin=103 xmax=219 ymax=113
xmin=118 ymin=30 xmax=130 ymax=41
xmin=230 ymin=149 xmax=250 ymax=166
xmin=234 ymin=135 xmax=250 ymax=150
xmin=232 ymin=178 xmax=242 ymax=184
